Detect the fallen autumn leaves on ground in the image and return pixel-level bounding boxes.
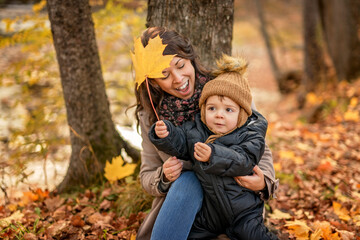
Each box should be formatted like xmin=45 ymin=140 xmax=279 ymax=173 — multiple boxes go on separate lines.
xmin=1 ymin=85 xmax=360 ymax=239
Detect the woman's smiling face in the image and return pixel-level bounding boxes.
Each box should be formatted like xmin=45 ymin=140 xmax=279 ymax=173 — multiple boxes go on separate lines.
xmin=153 ymin=57 xmax=195 ymax=100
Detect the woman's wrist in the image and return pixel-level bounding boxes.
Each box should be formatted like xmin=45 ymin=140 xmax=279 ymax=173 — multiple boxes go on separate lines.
xmin=257 ymin=184 xmax=269 ymax=200
xmin=158 ymin=175 xmax=172 ymax=193
xmin=258 ymin=179 xmax=266 ymax=191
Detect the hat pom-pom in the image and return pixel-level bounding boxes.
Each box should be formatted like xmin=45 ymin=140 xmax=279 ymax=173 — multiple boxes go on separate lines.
xmin=212 ymin=54 xmax=248 ymax=77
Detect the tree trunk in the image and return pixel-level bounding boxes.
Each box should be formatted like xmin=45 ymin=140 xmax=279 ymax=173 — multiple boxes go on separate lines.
xmin=146 ymin=0 xmax=234 ymax=69
xmin=302 ymin=0 xmax=327 ymax=93
xmin=319 ymin=0 xmax=360 ymax=82
xmin=254 ymin=0 xmax=281 ymax=84
xmin=47 ymin=0 xmax=139 ymax=193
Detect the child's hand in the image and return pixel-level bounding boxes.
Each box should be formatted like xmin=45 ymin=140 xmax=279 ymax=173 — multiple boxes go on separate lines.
xmin=194 ymin=142 xmax=211 ymax=162
xmin=155 ymin=120 xmax=169 ymax=138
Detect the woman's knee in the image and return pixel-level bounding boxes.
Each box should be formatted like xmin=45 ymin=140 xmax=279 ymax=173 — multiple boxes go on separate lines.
xmin=176 ymin=172 xmax=202 ymax=195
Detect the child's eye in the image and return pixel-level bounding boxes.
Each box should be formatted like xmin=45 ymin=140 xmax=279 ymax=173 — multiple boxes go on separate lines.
xmin=207 ymin=106 xmax=215 ymax=111
xmin=226 ymin=108 xmax=233 ymax=112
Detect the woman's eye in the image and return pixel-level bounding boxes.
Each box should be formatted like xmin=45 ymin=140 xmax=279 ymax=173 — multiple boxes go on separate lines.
xmin=162 ymin=73 xmax=169 ymax=79
xmin=179 ymin=63 xmax=185 ymax=69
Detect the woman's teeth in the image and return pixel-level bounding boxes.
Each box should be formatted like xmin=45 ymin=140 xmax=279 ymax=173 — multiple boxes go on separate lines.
xmin=177 ymin=80 xmax=188 ymax=90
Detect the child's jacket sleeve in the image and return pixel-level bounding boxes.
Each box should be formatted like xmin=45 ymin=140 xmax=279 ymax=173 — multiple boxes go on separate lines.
xmin=148 ymin=120 xmax=190 ymax=160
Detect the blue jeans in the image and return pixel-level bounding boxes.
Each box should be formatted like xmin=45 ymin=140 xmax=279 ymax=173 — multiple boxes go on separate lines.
xmin=151 ymin=171 xmax=203 ymax=240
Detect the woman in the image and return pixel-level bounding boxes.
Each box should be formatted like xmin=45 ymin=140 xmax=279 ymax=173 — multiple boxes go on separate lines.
xmin=132 ymin=27 xmax=278 ymax=240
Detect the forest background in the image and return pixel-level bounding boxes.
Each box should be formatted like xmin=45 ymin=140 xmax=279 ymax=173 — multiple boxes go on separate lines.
xmin=0 ymin=0 xmax=359 ymax=239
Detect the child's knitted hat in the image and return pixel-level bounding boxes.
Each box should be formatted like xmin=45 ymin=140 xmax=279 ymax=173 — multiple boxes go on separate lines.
xmin=199 ymin=54 xmax=252 ymax=129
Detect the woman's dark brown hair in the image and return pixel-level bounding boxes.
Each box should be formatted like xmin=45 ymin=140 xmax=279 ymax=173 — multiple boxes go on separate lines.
xmin=131 ymin=27 xmax=210 ymax=128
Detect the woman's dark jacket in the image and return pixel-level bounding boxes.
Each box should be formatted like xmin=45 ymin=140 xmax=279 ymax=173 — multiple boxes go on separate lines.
xmin=149 ymin=110 xmax=268 ymax=234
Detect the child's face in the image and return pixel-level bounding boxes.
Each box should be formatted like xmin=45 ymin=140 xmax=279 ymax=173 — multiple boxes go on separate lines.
xmin=205 ymin=95 xmax=240 ymax=134
xmin=153 ymin=57 xmax=196 ymax=100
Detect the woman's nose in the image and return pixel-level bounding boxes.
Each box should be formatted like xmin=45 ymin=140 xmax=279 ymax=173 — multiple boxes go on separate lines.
xmin=172 ymin=71 xmax=182 ymax=83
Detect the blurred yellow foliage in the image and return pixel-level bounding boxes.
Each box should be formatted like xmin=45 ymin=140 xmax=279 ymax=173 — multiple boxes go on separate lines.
xmin=274 ymin=162 xmax=282 ymax=171
xmin=2 ymin=18 xmax=14 ymax=32
xmin=0 ymin=0 xmax=144 ymax=190
xmin=32 ymin=0 xmax=47 ymax=13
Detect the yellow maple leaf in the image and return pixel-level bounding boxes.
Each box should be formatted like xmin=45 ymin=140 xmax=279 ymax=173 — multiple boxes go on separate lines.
xmin=296 ymin=142 xmax=311 ymax=151
xmin=354 ymin=214 xmax=360 ymax=227
xmin=279 ymin=150 xmax=304 ymax=164
xmin=285 ymin=220 xmax=311 ymax=240
xmin=310 ymin=228 xmax=322 ymax=240
xmin=274 ymin=162 xmax=282 ymax=171
xmin=7 ymin=204 xmax=17 ymax=212
xmin=349 ymin=97 xmax=358 ymax=107
xmin=131 ymin=35 xmax=176 ymax=89
xmin=332 ymin=201 xmax=351 ymax=221
xmin=324 ymin=232 xmax=341 ymax=240
xmin=311 ymin=221 xmax=342 ymax=240
xmin=0 ymin=210 xmax=24 ymax=228
xmin=19 ymin=191 xmax=39 ymax=206
xmin=306 ymin=92 xmax=322 ymax=105
xmin=312 ymin=221 xmax=332 ymax=240
xmin=104 ymin=155 xmax=137 ymax=183
xmin=344 ymin=110 xmax=359 ymax=122
xmin=334 ymin=189 xmax=350 ymax=203
xmin=269 ymin=209 xmax=292 ymax=220
xmin=279 ymin=150 xmax=295 ymax=159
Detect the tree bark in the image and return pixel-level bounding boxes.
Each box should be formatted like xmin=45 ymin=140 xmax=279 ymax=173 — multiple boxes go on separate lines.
xmin=319 ymin=0 xmax=360 ymax=82
xmin=302 ymin=0 xmax=326 ymax=93
xmin=146 ymin=0 xmax=234 ymax=69
xmin=47 ymin=0 xmax=139 ymax=193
